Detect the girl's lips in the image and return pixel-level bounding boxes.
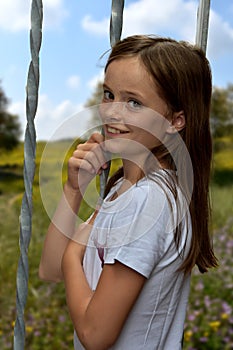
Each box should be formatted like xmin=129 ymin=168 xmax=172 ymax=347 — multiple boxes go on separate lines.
xmin=105 ymin=125 xmax=129 ymax=135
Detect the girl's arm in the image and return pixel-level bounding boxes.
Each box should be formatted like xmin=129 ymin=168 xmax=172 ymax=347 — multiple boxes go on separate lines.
xmin=39 ymin=132 xmax=107 ymax=282
xmin=62 ymin=240 xmax=146 ymax=350
xmin=39 ymin=183 xmax=83 ymax=282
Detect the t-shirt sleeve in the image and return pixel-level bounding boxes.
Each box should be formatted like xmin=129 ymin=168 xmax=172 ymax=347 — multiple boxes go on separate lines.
xmin=103 ymin=181 xmax=175 ymax=278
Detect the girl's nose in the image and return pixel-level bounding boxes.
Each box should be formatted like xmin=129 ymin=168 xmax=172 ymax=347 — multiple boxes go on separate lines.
xmin=100 ymin=102 xmax=126 ymax=123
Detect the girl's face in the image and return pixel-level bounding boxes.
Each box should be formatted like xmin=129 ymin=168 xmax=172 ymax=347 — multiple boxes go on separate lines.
xmin=100 ymin=57 xmax=170 ymax=158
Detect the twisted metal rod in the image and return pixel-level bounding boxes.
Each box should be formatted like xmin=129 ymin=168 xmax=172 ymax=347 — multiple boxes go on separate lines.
xmin=195 ymin=0 xmax=211 ymax=53
xmin=110 ymin=0 xmax=125 ymax=47
xmin=13 ymin=0 xmax=43 ymax=349
xmin=99 ymin=0 xmax=125 ymax=200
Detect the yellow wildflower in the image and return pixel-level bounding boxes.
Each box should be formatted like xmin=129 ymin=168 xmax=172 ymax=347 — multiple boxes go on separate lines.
xmin=221 ymin=313 xmax=229 ymax=320
xmin=209 ymin=321 xmax=220 ymax=332
xmin=26 ymin=326 xmax=33 ymax=333
xmin=184 ymin=330 xmax=193 ymax=342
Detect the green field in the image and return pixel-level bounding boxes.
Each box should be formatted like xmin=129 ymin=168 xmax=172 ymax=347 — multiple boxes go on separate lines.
xmin=0 ymin=137 xmax=233 ymax=349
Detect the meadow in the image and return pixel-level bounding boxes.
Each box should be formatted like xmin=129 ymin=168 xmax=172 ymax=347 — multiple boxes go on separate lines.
xmin=0 ymin=136 xmax=232 ymax=349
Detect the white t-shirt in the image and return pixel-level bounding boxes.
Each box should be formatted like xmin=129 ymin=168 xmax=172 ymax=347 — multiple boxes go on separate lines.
xmin=74 ymin=172 xmax=192 ymax=350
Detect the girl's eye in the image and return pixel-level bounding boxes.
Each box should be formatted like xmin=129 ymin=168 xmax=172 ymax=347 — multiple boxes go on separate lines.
xmin=127 ymin=99 xmax=142 ymax=110
xmin=103 ymin=90 xmax=114 ymax=101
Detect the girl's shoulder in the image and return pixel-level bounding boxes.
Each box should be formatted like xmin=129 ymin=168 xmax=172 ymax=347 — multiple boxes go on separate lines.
xmin=104 ymin=170 xmax=178 ymax=205
xmin=137 ymin=170 xmax=178 ymax=196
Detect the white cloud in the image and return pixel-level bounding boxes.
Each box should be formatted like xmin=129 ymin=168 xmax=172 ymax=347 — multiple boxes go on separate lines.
xmin=43 ymin=0 xmax=69 ymax=30
xmin=81 ymin=15 xmax=109 ymax=36
xmin=66 ymin=75 xmax=81 ymax=89
xmin=0 ymin=0 xmax=68 ymax=32
xmin=8 ymin=94 xmax=88 ymax=140
xmin=81 ymin=0 xmax=233 ymax=59
xmin=0 ymin=1 xmax=30 ymax=32
xmin=81 ymin=0 xmax=197 ymax=41
xmin=122 ymin=0 xmax=196 ymax=41
xmin=207 ymin=10 xmax=233 ymax=58
xmin=87 ymin=69 xmax=104 ymax=91
xmin=8 ymin=100 xmax=26 ymax=136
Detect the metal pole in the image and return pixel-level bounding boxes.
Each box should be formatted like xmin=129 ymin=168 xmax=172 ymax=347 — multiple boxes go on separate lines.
xmin=99 ymin=0 xmax=125 ymax=200
xmin=195 ymin=0 xmax=211 ymax=53
xmin=13 ymin=0 xmax=43 ymax=348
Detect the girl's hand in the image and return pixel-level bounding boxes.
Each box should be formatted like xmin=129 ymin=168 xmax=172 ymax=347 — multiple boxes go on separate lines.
xmin=66 ymin=132 xmax=108 ymax=193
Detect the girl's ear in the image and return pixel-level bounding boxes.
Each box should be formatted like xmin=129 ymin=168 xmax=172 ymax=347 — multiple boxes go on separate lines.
xmin=166 ymin=111 xmax=186 ymax=134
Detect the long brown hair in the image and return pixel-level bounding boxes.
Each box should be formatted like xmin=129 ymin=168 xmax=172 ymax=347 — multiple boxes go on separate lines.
xmin=104 ymin=35 xmax=218 ymax=274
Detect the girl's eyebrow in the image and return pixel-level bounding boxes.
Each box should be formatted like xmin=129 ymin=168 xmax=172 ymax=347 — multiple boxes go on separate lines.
xmin=102 ymin=83 xmax=111 ymax=90
xmin=124 ymin=90 xmax=144 ymax=99
xmin=103 ymin=83 xmax=145 ymax=100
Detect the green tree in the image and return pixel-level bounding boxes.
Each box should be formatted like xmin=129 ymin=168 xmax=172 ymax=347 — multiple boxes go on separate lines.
xmin=85 ymin=81 xmax=104 ymax=133
xmin=85 ymin=81 xmax=103 ymax=108
xmin=0 ymin=83 xmax=21 ymax=150
xmin=211 ymin=84 xmax=233 ymax=137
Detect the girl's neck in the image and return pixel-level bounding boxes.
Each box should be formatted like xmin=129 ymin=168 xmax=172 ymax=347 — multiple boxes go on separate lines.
xmin=122 ymin=159 xmax=145 ymax=184
xmin=107 ymin=158 xmax=170 ymax=202
xmin=122 ymin=157 xmax=169 ymax=184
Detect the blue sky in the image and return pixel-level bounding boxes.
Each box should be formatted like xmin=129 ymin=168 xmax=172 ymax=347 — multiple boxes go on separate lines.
xmin=1 ymin=0 xmax=233 ymax=140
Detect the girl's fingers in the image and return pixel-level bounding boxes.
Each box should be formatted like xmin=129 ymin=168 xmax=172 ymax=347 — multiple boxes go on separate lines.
xmin=90 ymin=134 xmax=110 ymax=166
xmin=86 ymin=132 xmax=105 ymax=144
xmin=86 ymin=132 xmax=109 ymax=166
xmin=67 ymin=132 xmax=108 ymax=191
xmin=73 ymin=142 xmax=108 ymax=172
xmin=68 ymin=156 xmax=95 ymax=175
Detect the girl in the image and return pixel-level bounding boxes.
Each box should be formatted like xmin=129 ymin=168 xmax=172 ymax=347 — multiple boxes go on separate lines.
xmin=39 ymin=35 xmax=218 ymax=350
